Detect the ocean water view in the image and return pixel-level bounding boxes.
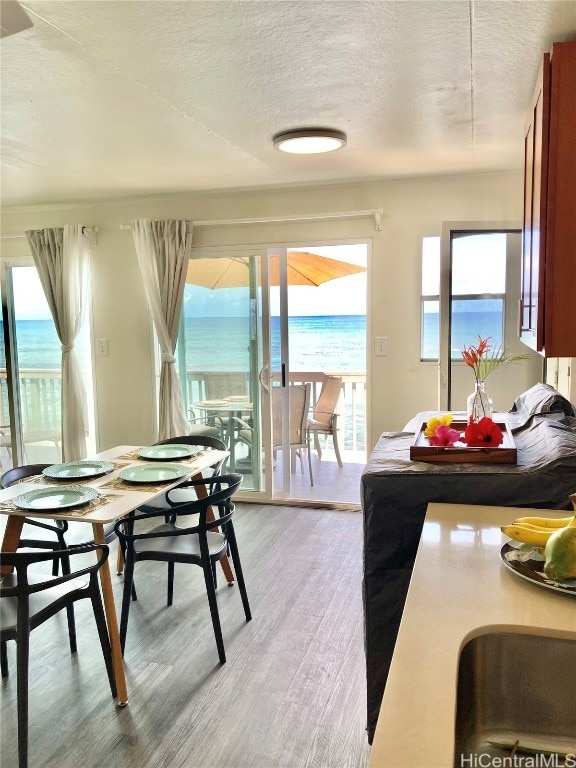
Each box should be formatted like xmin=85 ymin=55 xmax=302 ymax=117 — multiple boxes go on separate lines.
xmin=2 ymin=311 xmax=504 ymax=370
xmin=3 ymin=316 xmax=368 ymax=372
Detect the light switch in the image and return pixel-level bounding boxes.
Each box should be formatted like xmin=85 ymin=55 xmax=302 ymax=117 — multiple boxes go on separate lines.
xmin=374 ymin=336 xmax=388 ymax=356
xmin=96 ymin=338 xmax=109 ymax=356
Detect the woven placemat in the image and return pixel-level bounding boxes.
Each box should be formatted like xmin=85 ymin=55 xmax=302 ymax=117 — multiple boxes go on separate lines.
xmin=0 ymin=492 xmax=118 ymax=518
xmin=22 ymin=462 xmax=131 ymax=486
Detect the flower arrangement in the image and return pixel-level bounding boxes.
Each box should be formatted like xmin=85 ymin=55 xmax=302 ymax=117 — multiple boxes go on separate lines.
xmin=461 ymin=335 xmax=530 ymax=419
xmin=461 ymin=335 xmax=529 ymax=382
xmin=424 ymin=413 xmax=504 ymax=448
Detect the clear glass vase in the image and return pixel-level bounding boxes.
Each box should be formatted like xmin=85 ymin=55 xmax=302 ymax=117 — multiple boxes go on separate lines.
xmin=466 ymin=380 xmax=493 ymax=421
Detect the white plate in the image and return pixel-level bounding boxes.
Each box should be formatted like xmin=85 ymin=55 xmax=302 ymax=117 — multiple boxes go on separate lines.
xmin=196 ymin=400 xmax=228 ymax=407
xmin=138 ymin=444 xmax=200 ymax=461
xmin=42 ymin=460 xmax=115 ymax=480
xmin=118 ymin=463 xmax=190 ymax=484
xmin=13 ymin=485 xmax=99 ymax=511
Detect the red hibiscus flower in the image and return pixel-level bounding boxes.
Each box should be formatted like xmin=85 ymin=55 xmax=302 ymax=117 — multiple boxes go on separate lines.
xmin=464 ymin=417 xmax=503 ymax=447
xmin=429 ymin=424 xmax=461 ymax=447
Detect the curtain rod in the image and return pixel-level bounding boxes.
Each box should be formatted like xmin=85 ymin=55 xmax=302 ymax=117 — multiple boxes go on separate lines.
xmin=0 ymin=226 xmax=98 ymax=246
xmin=120 ymin=209 xmax=383 ymax=231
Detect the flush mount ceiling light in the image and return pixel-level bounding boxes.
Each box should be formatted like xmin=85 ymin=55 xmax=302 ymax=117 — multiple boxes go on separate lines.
xmin=273 ymin=128 xmax=347 ymax=154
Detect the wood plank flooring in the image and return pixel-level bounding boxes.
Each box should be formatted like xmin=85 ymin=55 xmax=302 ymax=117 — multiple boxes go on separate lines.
xmin=1 ymin=503 xmax=371 ymax=768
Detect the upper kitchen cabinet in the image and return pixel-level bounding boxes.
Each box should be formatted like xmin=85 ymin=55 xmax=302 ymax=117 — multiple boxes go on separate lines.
xmin=520 ymin=41 xmax=576 ymax=357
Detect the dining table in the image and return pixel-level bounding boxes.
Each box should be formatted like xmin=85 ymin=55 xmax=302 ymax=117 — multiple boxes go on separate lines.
xmin=0 ymin=443 xmax=230 ymax=706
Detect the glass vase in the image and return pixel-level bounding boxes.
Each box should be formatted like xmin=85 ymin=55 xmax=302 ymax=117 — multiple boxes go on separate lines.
xmin=466 ymin=380 xmax=493 ymax=421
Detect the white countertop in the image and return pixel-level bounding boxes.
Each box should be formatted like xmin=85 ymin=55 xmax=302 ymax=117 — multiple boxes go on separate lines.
xmin=368 ymin=502 xmax=576 ymax=768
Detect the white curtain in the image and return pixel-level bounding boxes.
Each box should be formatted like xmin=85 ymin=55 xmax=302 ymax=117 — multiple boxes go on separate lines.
xmin=131 ymin=219 xmax=192 ymax=439
xmin=26 ymin=225 xmax=89 ymax=461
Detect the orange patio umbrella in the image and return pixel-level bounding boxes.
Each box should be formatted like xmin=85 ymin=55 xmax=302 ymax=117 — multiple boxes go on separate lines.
xmin=186 ymin=251 xmax=366 ymax=289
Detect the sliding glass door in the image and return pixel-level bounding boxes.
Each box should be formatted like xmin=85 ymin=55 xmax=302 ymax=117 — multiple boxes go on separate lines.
xmin=439 ymin=224 xmax=543 ymax=413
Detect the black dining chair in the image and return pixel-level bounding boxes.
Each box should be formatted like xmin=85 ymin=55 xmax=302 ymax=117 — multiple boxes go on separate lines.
xmin=0 ymin=543 xmax=117 ymax=768
xmin=1 ymin=464 xmax=69 ymax=576
xmin=1 ymin=463 xmax=119 ymax=571
xmin=114 ymin=473 xmax=251 ymax=664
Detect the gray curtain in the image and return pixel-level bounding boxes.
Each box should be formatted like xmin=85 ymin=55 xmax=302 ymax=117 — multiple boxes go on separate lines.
xmin=26 ymin=225 xmax=89 ymax=461
xmin=131 ymin=219 xmax=192 ymax=439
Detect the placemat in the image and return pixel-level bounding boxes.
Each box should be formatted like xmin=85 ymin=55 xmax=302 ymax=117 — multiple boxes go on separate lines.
xmin=0 ymin=492 xmax=118 ymax=517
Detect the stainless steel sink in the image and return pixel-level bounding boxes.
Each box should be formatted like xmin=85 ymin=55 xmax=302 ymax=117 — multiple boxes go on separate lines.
xmin=454 ymin=628 xmax=576 ymax=766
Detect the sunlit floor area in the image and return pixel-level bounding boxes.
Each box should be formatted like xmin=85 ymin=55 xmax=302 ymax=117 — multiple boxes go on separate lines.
xmin=0 ymin=503 xmax=371 ymax=768
xmin=233 ymin=446 xmax=366 ymax=506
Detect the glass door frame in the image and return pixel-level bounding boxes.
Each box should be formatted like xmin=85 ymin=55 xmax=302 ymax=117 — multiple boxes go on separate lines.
xmin=439 ymin=221 xmax=531 ymax=411
xmin=1 ymin=257 xmax=25 ymax=466
xmin=189 ymin=244 xmax=275 ymax=501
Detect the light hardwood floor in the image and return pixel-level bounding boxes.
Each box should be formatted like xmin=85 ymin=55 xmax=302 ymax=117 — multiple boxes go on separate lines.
xmin=1 ymin=503 xmax=371 ymax=768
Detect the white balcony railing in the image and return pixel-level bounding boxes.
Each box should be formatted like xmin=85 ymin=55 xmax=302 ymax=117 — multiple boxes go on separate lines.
xmin=2 ymin=368 xmax=366 ymax=453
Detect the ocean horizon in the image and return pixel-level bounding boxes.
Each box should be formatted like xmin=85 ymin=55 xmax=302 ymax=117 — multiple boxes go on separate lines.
xmin=1 ymin=312 xmax=503 ymax=371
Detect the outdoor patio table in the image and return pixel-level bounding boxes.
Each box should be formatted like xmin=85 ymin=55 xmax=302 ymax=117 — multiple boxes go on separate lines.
xmin=0 ymin=443 xmax=229 ymax=706
xmin=193 ymin=400 xmax=253 ymax=471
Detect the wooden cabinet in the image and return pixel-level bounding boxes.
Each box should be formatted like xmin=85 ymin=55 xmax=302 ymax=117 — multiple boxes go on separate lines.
xmin=520 ymin=41 xmax=576 ymax=357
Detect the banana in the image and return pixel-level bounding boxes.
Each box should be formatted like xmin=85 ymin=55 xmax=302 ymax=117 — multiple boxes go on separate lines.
xmin=512 ymin=515 xmax=575 ymax=528
xmin=500 ymin=523 xmax=553 ymax=549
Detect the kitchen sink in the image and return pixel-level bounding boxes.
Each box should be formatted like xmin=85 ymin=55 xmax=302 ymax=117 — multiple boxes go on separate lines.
xmin=454 ymin=628 xmax=576 ymax=766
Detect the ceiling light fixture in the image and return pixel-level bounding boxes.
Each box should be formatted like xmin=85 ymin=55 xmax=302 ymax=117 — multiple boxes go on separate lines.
xmin=273 ymin=128 xmax=347 ymax=154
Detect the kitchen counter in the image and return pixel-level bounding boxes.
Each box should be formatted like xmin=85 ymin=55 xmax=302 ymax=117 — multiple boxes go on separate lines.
xmin=368 ymin=502 xmax=576 ymax=768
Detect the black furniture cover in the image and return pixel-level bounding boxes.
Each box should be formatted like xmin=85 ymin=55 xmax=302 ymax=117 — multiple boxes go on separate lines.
xmin=361 ymin=384 xmax=576 ymax=742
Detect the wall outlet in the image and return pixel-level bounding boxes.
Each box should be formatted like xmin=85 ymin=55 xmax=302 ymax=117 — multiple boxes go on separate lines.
xmin=96 ymin=338 xmax=109 ymax=356
xmin=374 ymin=336 xmax=388 ymax=356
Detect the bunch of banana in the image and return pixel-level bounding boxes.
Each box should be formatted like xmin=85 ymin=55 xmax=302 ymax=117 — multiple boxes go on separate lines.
xmin=501 ymin=514 xmax=576 ymax=549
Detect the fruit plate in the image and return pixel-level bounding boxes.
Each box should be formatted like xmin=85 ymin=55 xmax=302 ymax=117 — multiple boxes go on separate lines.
xmin=137 ymin=444 xmax=201 ymax=462
xmin=42 ymin=460 xmax=115 ymax=480
xmin=118 ymin=463 xmax=190 ymax=484
xmin=500 ymin=541 xmax=576 ymax=597
xmin=13 ymin=485 xmax=99 ymax=511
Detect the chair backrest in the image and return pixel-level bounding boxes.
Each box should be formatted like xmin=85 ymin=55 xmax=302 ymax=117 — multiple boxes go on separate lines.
xmin=1 ymin=464 xmax=51 ymax=488
xmin=156 ymin=435 xmax=226 ymax=452
xmin=204 ymin=373 xmax=249 ymax=401
xmin=312 ymin=376 xmax=342 ymax=427
xmin=272 ymin=384 xmax=310 ymax=449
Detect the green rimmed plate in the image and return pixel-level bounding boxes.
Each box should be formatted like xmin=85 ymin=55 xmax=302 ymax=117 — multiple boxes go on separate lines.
xmin=118 ymin=463 xmax=190 ymax=484
xmin=13 ymin=485 xmax=99 ymax=511
xmin=43 ymin=460 xmax=115 ymax=480
xmin=138 ymin=444 xmax=200 ymax=462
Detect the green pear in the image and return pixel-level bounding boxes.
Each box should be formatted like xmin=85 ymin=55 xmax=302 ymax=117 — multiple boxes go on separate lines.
xmin=543 ymin=525 xmax=576 ymax=581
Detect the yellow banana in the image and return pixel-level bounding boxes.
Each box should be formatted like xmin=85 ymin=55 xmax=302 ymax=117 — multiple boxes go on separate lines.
xmin=501 ymin=524 xmax=553 ymax=549
xmin=512 ymin=515 xmax=575 ymax=528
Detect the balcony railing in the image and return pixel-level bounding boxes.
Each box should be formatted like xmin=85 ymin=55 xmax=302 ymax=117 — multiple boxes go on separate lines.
xmin=2 ymin=368 xmax=366 ymax=453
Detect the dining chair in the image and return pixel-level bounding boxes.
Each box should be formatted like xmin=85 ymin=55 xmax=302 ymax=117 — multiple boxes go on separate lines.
xmin=1 ymin=464 xmax=69 ymax=576
xmin=1 ymin=464 xmax=118 ymax=569
xmin=307 ymin=375 xmax=343 ymax=467
xmin=114 ymin=473 xmax=251 ymax=664
xmin=0 ymin=543 xmax=116 ymax=768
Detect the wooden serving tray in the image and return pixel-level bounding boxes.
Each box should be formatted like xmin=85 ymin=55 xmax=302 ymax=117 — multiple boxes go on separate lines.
xmin=410 ymin=421 xmax=517 ymax=464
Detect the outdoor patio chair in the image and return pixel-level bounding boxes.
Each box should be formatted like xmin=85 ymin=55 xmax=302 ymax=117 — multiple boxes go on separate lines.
xmin=235 ymin=383 xmax=314 ymax=486
xmin=307 ymin=375 xmax=343 ymax=467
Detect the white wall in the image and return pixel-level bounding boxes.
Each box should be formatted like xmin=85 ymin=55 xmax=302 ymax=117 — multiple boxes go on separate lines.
xmin=1 ymin=170 xmax=530 ymax=452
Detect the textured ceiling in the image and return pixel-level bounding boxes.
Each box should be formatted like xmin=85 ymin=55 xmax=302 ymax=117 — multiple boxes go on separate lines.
xmin=1 ymin=0 xmax=576 ymax=206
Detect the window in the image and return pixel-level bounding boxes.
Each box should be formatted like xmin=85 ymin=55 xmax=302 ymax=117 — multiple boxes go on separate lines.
xmin=421 ymin=234 xmax=507 ymax=360
xmin=421 ymin=237 xmax=440 ymax=360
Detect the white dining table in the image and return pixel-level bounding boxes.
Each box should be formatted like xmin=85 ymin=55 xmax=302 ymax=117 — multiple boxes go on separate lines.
xmin=0 ymin=444 xmax=230 ymax=706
